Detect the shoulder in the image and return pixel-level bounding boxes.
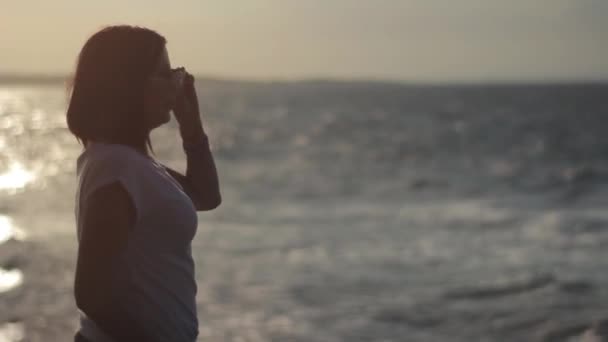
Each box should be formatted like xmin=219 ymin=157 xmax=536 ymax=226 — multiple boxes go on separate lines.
xmin=79 ymin=143 xmax=143 ymax=174
xmin=90 ymin=143 xmax=140 ymax=163
xmin=77 ymin=143 xmax=147 ymax=196
xmin=77 ymin=143 xmax=145 ymax=223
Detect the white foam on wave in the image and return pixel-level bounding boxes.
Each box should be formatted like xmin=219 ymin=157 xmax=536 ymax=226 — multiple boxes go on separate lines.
xmin=398 ymin=199 xmax=513 ymax=225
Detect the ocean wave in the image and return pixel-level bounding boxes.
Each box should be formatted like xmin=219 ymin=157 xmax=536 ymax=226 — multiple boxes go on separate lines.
xmin=442 ymin=273 xmax=556 ymax=300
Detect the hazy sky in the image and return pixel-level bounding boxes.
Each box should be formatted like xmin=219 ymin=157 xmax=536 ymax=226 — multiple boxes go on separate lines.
xmin=1 ymin=0 xmax=607 ymax=82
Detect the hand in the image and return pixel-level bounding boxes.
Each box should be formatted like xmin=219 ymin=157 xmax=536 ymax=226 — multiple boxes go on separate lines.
xmin=172 ymin=68 xmax=205 ymax=140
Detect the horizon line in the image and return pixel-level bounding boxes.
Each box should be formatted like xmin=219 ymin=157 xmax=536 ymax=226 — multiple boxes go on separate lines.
xmin=0 ymin=72 xmax=607 ymax=86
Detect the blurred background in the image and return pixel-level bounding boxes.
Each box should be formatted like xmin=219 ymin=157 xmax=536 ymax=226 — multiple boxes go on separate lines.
xmin=1 ymin=1 xmax=607 ymax=341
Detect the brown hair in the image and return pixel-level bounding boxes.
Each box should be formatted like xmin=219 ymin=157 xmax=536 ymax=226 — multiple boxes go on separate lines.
xmin=66 ymin=25 xmax=167 ymax=155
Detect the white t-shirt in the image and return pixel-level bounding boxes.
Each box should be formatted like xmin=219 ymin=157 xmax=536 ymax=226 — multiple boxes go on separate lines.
xmin=74 ymin=141 xmax=199 ymax=342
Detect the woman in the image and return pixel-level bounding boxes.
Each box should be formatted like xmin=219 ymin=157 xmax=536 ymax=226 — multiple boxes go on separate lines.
xmin=67 ymin=25 xmax=221 ymax=341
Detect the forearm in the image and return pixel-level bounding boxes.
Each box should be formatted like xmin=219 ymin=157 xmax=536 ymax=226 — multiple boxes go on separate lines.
xmin=180 ymin=122 xmax=221 ymax=206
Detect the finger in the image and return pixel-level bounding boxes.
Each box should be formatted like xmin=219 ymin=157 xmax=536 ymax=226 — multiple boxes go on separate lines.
xmin=185 ymin=74 xmax=195 ymax=93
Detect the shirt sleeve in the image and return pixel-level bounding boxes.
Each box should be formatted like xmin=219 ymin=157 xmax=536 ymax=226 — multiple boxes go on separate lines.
xmin=79 ymin=150 xmax=143 ymax=226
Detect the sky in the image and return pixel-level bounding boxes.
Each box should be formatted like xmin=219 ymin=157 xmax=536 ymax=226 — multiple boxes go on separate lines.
xmin=1 ymin=0 xmax=607 ymax=82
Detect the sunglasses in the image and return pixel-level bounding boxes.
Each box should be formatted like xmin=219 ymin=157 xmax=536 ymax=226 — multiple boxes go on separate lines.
xmin=149 ymin=67 xmax=186 ymax=90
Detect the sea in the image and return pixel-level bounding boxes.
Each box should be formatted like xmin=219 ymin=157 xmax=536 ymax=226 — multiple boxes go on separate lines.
xmin=0 ymin=79 xmax=607 ymax=341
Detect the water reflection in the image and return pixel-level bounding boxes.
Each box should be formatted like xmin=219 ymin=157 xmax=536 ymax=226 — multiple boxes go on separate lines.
xmin=0 ymin=269 xmax=23 ymax=293
xmin=0 ymin=162 xmax=35 ymax=192
xmin=0 ymin=216 xmax=26 ymax=244
xmin=0 ymin=322 xmax=24 ymax=342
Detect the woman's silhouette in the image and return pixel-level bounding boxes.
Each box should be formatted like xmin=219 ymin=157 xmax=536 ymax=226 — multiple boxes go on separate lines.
xmin=67 ymin=25 xmax=221 ymax=342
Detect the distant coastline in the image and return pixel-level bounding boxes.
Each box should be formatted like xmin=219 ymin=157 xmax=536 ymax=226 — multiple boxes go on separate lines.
xmin=0 ymin=74 xmax=68 ymax=85
xmin=0 ymin=73 xmax=607 ymax=87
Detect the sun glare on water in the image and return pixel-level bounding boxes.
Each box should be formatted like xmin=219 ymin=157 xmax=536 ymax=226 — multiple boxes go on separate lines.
xmin=0 ymin=216 xmax=26 ymax=244
xmin=0 ymin=162 xmax=35 ymax=192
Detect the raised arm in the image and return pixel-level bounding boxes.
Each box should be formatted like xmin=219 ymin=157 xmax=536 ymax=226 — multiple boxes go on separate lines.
xmin=162 ymin=160 xmax=221 ymax=211
xmin=170 ymin=69 xmax=221 ymax=211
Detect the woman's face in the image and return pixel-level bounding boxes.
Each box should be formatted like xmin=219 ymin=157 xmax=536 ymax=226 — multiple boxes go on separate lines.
xmin=143 ymin=46 xmax=180 ymax=130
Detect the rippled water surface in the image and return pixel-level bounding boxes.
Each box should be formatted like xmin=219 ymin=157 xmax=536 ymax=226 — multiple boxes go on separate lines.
xmin=0 ymin=81 xmax=607 ymax=341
